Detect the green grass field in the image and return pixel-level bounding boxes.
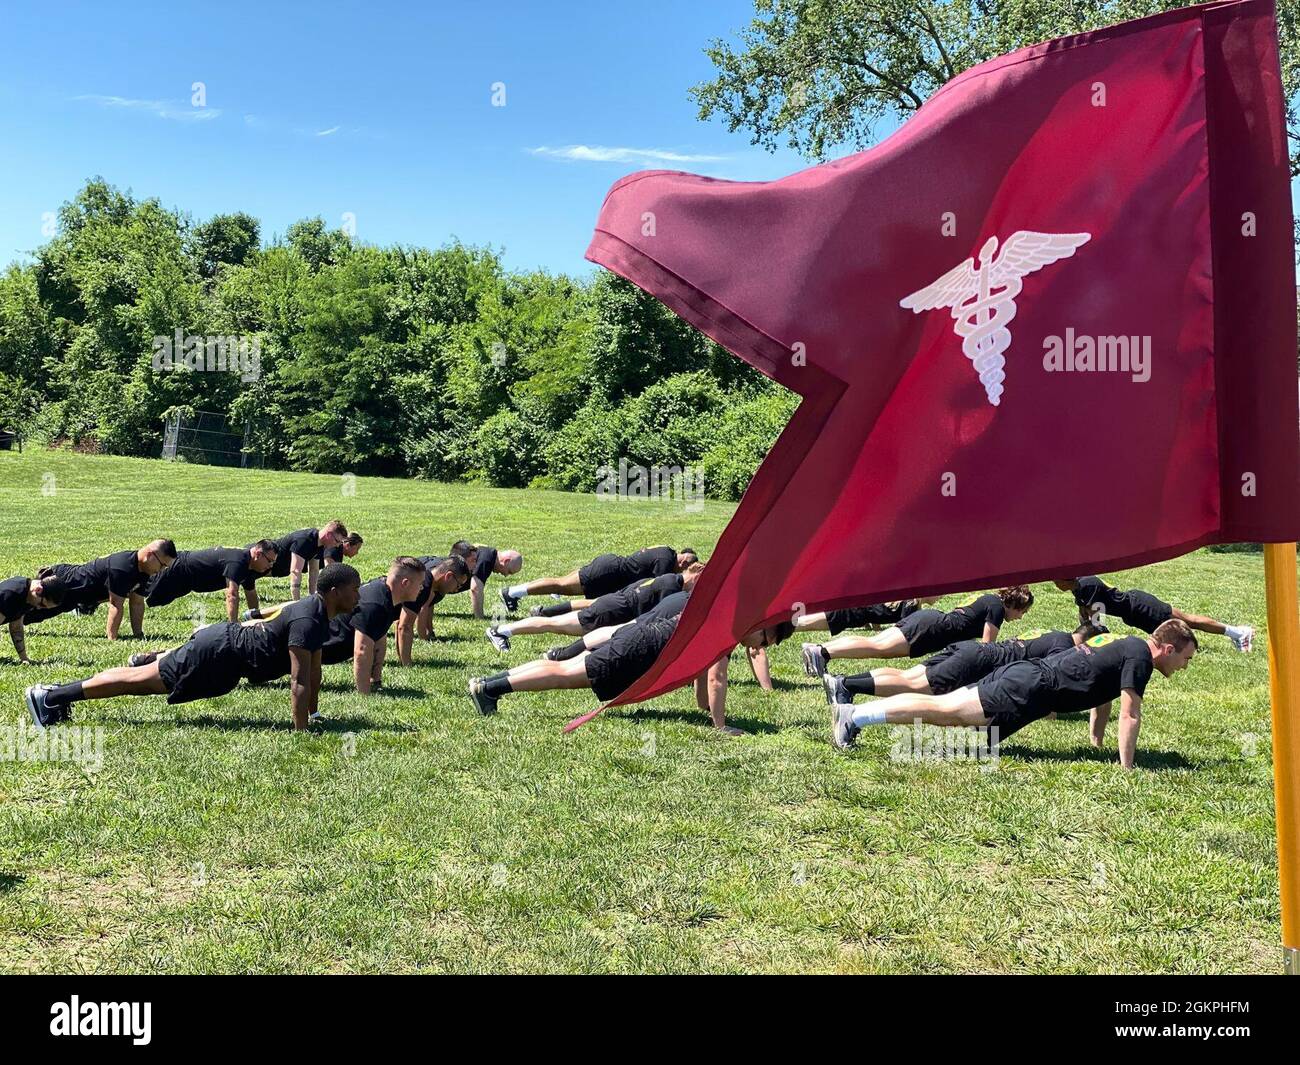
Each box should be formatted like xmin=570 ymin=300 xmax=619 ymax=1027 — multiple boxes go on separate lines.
xmin=0 ymin=448 xmax=1287 ymax=973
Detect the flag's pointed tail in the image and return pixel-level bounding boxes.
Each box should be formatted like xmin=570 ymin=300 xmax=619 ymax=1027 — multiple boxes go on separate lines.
xmin=563 ymin=703 xmax=610 ymax=733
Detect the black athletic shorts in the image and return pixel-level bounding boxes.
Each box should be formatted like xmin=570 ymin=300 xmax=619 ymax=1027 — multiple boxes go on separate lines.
xmin=584 ymin=617 xmax=672 ymax=702
xmin=576 ymin=601 xmax=632 ymax=633
xmin=1123 ymin=591 xmax=1173 ymax=634
xmin=157 ymin=625 xmax=244 ymax=705
xmin=826 ymin=607 xmax=876 ymax=636
xmin=897 ymin=609 xmax=956 ymax=657
xmin=923 ymin=643 xmax=986 ymax=695
xmin=975 ymin=661 xmax=1053 ymax=741
xmin=578 ymin=555 xmax=629 ymax=598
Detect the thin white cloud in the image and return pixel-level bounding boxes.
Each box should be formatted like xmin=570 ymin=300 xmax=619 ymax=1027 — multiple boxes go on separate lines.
xmin=529 ymin=144 xmax=727 ymax=165
xmin=75 ymin=94 xmax=220 ymax=122
xmin=315 ymin=125 xmax=340 ymax=137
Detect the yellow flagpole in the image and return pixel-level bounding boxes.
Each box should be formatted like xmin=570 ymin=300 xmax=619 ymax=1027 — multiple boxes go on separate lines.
xmin=1264 ymin=541 xmax=1300 ymax=973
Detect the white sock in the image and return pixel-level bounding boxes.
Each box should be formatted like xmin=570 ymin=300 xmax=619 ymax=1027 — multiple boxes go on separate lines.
xmin=1226 ymin=624 xmax=1247 ymax=639
xmin=850 ymin=705 xmax=888 ymax=728
xmin=499 ymin=624 xmax=515 ymax=637
xmin=507 ymin=584 xmax=528 ymax=599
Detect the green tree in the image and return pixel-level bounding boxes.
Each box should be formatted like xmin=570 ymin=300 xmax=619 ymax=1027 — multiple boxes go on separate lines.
xmin=191 ymin=212 xmax=261 ymax=280
xmin=693 ymin=0 xmax=1300 ymax=172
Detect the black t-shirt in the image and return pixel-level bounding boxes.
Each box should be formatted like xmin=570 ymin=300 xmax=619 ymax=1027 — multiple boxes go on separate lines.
xmin=472 ymin=545 xmax=498 ymax=584
xmin=928 ymin=593 xmax=1005 ymax=643
xmin=639 ymin=589 xmax=689 ymax=623
xmin=327 ymin=578 xmax=403 ymax=653
xmin=627 ymin=546 xmax=678 ymax=582
xmin=1040 ymin=634 xmax=1154 ymax=715
xmin=629 ymin=573 xmax=684 ymax=614
xmin=0 ymin=576 xmax=31 ymax=621
xmin=408 ymin=556 xmax=445 ymax=613
xmin=1014 ymin=629 xmax=1077 ymax=660
xmin=174 ymin=548 xmax=252 ymax=592
xmin=349 ymin=577 xmax=401 ymax=642
xmin=243 ymin=529 xmax=320 ymax=588
xmin=320 ymin=545 xmax=344 ymax=564
xmin=283 ymin=528 xmax=320 ymax=560
xmin=82 ymin=549 xmax=147 ymax=599
xmin=231 ymin=594 xmax=329 ymax=678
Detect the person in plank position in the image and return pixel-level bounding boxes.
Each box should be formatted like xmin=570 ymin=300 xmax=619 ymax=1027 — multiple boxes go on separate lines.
xmin=317 ymin=557 xmax=428 ymax=693
xmin=485 ymin=566 xmax=703 ymax=651
xmin=321 ymin=532 xmax=364 ymax=565
xmin=25 ymin=540 xmax=177 ymax=640
xmin=24 ymin=564 xmax=363 ymax=730
xmin=396 ymin=555 xmax=472 ymax=655
xmin=242 ymin=521 xmax=349 ymax=609
xmin=830 ymin=621 xmax=1197 ymax=769
xmin=448 ymin=541 xmax=524 ymax=619
xmin=145 ymin=542 xmax=278 ymax=622
xmin=468 ymin=607 xmax=790 ymax=734
xmin=792 ymin=597 xmax=941 ymax=635
xmin=0 ymin=574 xmax=67 ymax=663
xmin=821 ymin=622 xmax=1107 ymax=705
xmin=536 ymin=587 xmax=777 ymax=692
xmin=1055 ymin=576 xmax=1253 ymax=652
xmin=801 ymin=587 xmax=1033 ymax=677
xmin=498 ymin=547 xmax=698 ymax=612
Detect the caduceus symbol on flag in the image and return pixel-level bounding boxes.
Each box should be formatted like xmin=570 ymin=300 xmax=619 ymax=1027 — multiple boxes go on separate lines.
xmin=899 ymin=231 xmax=1091 ymax=405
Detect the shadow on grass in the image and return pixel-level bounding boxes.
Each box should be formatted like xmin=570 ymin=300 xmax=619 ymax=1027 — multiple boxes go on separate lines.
xmin=739 ymin=675 xmax=802 ymax=692
xmin=117 ymin=715 xmax=417 ymax=734
xmin=997 ymin=743 xmax=1203 ymax=770
xmin=0 ymin=873 xmax=25 ymax=894
xmin=616 ymin=704 xmax=781 ymax=735
xmin=405 ymin=656 xmax=464 ymax=670
xmin=319 ymin=683 xmax=428 ymax=700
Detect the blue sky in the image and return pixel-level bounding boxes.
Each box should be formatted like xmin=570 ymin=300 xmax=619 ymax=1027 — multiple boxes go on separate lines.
xmin=2 ymin=1 xmax=1295 ymax=279
xmin=0 ymin=0 xmax=813 ymax=277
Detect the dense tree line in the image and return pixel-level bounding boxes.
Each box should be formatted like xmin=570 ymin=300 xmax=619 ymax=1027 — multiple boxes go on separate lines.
xmin=0 ymin=179 xmax=796 ymax=499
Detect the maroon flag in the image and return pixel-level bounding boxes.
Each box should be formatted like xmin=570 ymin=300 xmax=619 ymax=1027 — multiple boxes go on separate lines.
xmin=573 ymin=0 xmax=1300 ymax=725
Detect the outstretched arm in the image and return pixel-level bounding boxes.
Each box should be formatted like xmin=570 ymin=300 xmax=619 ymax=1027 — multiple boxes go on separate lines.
xmin=353 ymin=631 xmax=377 ymax=694
xmin=289 ymin=554 xmax=308 ymax=600
xmin=1089 ymin=701 xmax=1112 ymax=747
xmin=225 ymin=580 xmax=241 ymax=624
xmin=471 ymin=577 xmax=486 ymax=619
xmin=106 ymin=593 xmax=126 ymax=639
xmin=7 ymin=620 xmax=29 ymax=663
xmin=1118 ymin=690 xmax=1142 ymax=769
xmin=288 ymin=646 xmax=313 ymax=729
xmin=396 ymin=611 xmax=415 ymax=665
